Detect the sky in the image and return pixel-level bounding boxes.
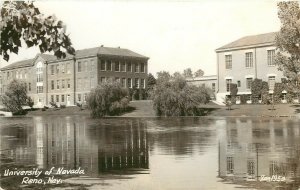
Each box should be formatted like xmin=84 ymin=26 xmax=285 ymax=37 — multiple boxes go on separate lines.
xmin=0 ymin=0 xmax=281 ymax=76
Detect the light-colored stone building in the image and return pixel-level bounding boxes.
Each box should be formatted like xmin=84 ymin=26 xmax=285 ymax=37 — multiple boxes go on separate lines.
xmin=186 ymin=75 xmax=217 ymax=99
xmin=0 ymin=46 xmax=149 ymax=107
xmin=215 ymin=32 xmax=285 ymax=104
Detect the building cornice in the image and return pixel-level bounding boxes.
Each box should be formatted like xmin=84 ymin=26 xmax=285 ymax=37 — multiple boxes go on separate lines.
xmin=215 ymin=42 xmax=275 ymax=53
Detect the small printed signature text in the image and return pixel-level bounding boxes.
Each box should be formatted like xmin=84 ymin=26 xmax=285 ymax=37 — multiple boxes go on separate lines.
xmin=259 ymin=175 xmax=286 ymax=182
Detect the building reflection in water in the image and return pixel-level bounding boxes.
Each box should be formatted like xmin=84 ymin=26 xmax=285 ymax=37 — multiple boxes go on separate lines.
xmin=218 ymin=118 xmax=300 ymax=182
xmin=0 ymin=117 xmax=149 ymax=176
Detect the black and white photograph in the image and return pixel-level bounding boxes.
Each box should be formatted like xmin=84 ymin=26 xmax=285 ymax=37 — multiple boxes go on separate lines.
xmin=1 ymin=0 xmax=300 ymax=189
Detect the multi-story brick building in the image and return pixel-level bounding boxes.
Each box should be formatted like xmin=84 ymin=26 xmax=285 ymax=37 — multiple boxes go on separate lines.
xmin=215 ymin=32 xmax=285 ymax=104
xmin=0 ymin=46 xmax=149 ymax=107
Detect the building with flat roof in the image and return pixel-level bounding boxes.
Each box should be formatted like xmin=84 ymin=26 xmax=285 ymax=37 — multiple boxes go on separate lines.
xmin=215 ymin=32 xmax=285 ymax=104
xmin=0 ymin=46 xmax=149 ymax=107
xmin=186 ymin=75 xmax=217 ymax=99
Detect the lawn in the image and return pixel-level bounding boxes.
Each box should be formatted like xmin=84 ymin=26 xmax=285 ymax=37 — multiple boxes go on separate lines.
xmin=21 ymin=101 xmax=300 ymax=117
xmin=205 ymin=103 xmax=300 ymax=117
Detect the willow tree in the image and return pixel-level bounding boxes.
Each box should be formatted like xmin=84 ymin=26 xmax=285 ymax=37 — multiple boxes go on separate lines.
xmin=87 ymin=82 xmax=129 ymax=117
xmin=275 ymin=1 xmax=300 ymax=101
xmin=0 ymin=1 xmax=75 ymax=61
xmin=150 ymin=73 xmax=210 ymax=116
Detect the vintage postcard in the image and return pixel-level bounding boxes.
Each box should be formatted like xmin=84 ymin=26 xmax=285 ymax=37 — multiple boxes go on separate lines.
xmin=0 ymin=0 xmax=299 ymax=189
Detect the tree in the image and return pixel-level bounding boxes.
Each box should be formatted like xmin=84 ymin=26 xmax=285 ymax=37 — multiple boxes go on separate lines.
xmin=251 ymin=78 xmax=269 ymax=104
xmin=0 ymin=79 xmax=28 ymax=113
xmin=172 ymin=71 xmax=182 ymax=79
xmin=147 ymin=73 xmax=156 ymax=87
xmin=87 ymin=81 xmax=129 ymax=117
xmin=275 ymin=1 xmax=300 ymax=99
xmin=146 ymin=73 xmax=156 ymax=99
xmin=183 ymin=68 xmax=193 ymax=78
xmin=149 ymin=75 xmax=210 ymax=116
xmin=0 ymin=1 xmax=75 ymax=61
xmin=223 ymin=83 xmax=238 ymax=110
xmin=194 ymin=69 xmax=204 ymax=77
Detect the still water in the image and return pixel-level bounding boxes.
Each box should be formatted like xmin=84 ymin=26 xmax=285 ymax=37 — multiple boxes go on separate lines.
xmin=1 ymin=116 xmax=300 ymax=190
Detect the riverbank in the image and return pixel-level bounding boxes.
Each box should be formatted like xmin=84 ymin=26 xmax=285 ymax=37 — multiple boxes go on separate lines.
xmin=12 ymin=101 xmax=300 ymax=117
xmin=206 ymin=103 xmax=300 ymax=117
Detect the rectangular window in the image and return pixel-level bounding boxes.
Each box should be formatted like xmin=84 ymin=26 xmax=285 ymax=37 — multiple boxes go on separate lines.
xmin=225 ymin=55 xmax=232 ymax=69
xmin=100 ymin=77 xmax=106 ymax=83
xmin=28 ymin=83 xmax=31 ymax=91
xmin=226 ymin=79 xmax=232 ymax=92
xmin=61 ymin=63 xmax=65 ymax=73
xmin=127 ymin=62 xmax=132 ymax=72
xmin=83 ymin=61 xmax=87 ymax=72
xmin=66 ymin=62 xmax=71 ymax=74
xmin=61 ymin=95 xmax=65 ymax=103
xmin=246 ymin=78 xmax=253 ymax=89
xmin=78 ymin=94 xmax=81 ymax=102
xmin=90 ymin=77 xmax=95 ymax=88
xmin=135 ymin=78 xmax=139 ymax=88
xmin=115 ymin=61 xmax=120 ymax=71
xmin=51 ymin=65 xmax=55 ymax=75
xmin=56 ymin=95 xmax=59 ymax=102
xmin=237 ymin=80 xmax=241 ymax=87
xmin=121 ymin=78 xmax=126 ymax=87
xmin=134 ymin=63 xmax=139 ymax=73
xmin=247 ymin=160 xmax=255 ymax=176
xmin=268 ymin=76 xmax=276 ymax=90
xmin=100 ymin=60 xmax=106 ymax=71
xmin=127 ymin=78 xmax=132 ymax=88
xmin=62 ymin=79 xmax=65 ymax=89
xmin=245 ymin=52 xmax=253 ymax=68
xmin=37 ymin=74 xmax=43 ymax=82
xmin=268 ymin=50 xmax=275 ymax=66
xmin=227 ymin=156 xmax=234 ymax=174
xmin=37 ymin=86 xmax=43 ymax=93
xmin=77 ymin=78 xmax=81 ymax=89
xmin=56 ymin=64 xmax=59 ymax=74
xmin=67 ymin=79 xmax=70 ymax=88
xmin=212 ymin=83 xmax=215 ymax=92
xmin=51 ymin=95 xmax=54 ymax=102
xmin=121 ymin=61 xmax=126 ymax=72
xmin=57 ymin=80 xmax=60 ymax=89
xmin=78 ymin=61 xmax=82 ymax=72
xmin=106 ymin=60 xmax=112 ymax=71
xmin=51 ymin=80 xmax=54 ymax=90
xmin=140 ymin=63 xmax=145 ymax=73
xmin=141 ymin=78 xmax=145 ymax=89
xmin=84 ymin=77 xmax=88 ymax=89
xmin=90 ymin=60 xmax=95 ymax=71
xmin=270 ymin=161 xmax=278 ymax=176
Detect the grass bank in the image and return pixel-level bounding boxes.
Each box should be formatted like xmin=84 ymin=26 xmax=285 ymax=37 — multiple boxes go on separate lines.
xmin=16 ymin=101 xmax=300 ymax=117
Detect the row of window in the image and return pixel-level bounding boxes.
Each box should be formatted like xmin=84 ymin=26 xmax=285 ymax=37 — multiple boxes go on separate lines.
xmin=100 ymin=60 xmax=146 ymax=73
xmin=77 ymin=77 xmax=96 ymax=89
xmin=52 ymin=93 xmax=87 ymax=103
xmin=51 ymin=79 xmax=71 ymax=90
xmin=227 ymin=156 xmax=283 ymax=176
xmin=50 ymin=61 xmax=74 ymax=75
xmin=100 ymin=77 xmax=146 ymax=89
xmin=226 ymin=76 xmax=276 ymax=91
xmin=4 ymin=69 xmax=29 ymax=80
xmin=51 ymin=94 xmax=71 ymax=103
xmin=225 ymin=50 xmax=275 ymax=69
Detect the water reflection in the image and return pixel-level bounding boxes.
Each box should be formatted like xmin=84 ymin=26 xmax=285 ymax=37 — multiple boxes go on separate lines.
xmin=219 ymin=118 xmax=300 ymax=189
xmin=3 ymin=116 xmax=300 ymax=189
xmin=0 ymin=117 xmax=150 ymax=178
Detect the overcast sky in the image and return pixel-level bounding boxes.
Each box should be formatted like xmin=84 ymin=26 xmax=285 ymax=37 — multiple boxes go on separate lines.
xmin=1 ymin=0 xmax=280 ymax=76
